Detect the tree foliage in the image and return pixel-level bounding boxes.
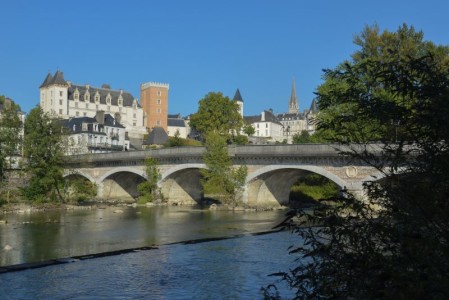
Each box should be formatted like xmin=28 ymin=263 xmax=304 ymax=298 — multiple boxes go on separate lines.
xmin=137 ymin=157 xmax=163 ymax=203
xmin=0 ymin=96 xmax=22 ymax=173
xmin=22 ymin=107 xmax=67 ymax=202
xmin=189 ymin=92 xmax=243 ymax=140
xmin=243 ymin=123 xmax=255 ymax=136
xmin=265 ymin=24 xmax=449 ymax=299
xmin=201 ymin=132 xmax=247 ymax=206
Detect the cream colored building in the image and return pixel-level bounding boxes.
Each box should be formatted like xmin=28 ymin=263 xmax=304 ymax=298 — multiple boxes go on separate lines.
xmin=39 ymin=71 xmax=146 ymax=142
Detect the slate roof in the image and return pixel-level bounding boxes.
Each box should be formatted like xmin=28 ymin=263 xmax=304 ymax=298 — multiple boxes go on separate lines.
xmin=40 ymin=71 xmax=140 ymax=108
xmin=61 ymin=113 xmax=124 ymax=134
xmin=309 ymin=99 xmax=318 ymax=113
xmin=244 ymin=110 xmax=283 ymax=125
xmin=143 ymin=127 xmax=169 ymax=145
xmin=67 ymin=84 xmax=139 ymax=108
xmin=168 ymin=113 xmax=186 ymax=127
xmin=168 ymin=118 xmax=185 ymax=127
xmin=277 ymin=112 xmax=305 ymax=121
xmin=233 ymin=88 xmax=244 ymax=102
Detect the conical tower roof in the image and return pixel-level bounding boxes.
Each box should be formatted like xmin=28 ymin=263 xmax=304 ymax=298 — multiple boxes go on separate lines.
xmin=40 ymin=73 xmax=53 ymax=88
xmin=309 ymin=99 xmax=318 ymax=113
xmin=49 ymin=70 xmax=67 ymax=86
xmin=233 ymin=88 xmax=243 ymax=102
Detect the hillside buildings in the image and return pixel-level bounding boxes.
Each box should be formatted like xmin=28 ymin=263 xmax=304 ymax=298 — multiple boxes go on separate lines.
xmin=242 ymin=79 xmax=317 ymax=143
xmin=39 ymin=71 xmax=147 ymax=145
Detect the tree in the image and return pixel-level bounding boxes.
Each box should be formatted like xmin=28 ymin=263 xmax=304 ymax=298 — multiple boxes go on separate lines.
xmin=265 ymin=24 xmax=449 ymax=299
xmin=189 ymin=92 xmax=243 ymax=140
xmin=137 ymin=157 xmax=163 ymax=203
xmin=0 ymin=96 xmax=22 ymax=172
xmin=0 ymin=96 xmax=22 ymax=203
xmin=201 ymin=132 xmax=247 ymax=206
xmin=292 ymin=130 xmax=311 ymax=144
xmin=165 ymin=130 xmax=186 ymax=147
xmin=243 ymin=123 xmax=255 ymax=136
xmin=22 ymin=107 xmax=67 ymax=202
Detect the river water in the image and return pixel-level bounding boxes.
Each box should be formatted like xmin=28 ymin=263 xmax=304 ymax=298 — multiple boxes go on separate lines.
xmin=0 ymin=206 xmax=300 ymax=299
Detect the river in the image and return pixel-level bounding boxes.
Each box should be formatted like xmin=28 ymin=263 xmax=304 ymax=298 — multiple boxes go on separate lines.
xmin=0 ymin=206 xmax=300 ymax=299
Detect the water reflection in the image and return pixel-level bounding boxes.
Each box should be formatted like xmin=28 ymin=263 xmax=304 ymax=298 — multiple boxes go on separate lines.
xmin=0 ymin=206 xmax=287 ymax=266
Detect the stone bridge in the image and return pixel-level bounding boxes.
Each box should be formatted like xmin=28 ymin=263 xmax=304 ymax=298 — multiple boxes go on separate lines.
xmin=64 ymin=144 xmax=383 ymax=208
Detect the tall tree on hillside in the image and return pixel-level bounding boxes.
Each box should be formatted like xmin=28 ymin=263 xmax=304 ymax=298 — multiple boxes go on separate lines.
xmin=264 ymin=24 xmax=449 ymax=299
xmin=201 ymin=132 xmax=247 ymax=205
xmin=189 ymin=92 xmax=243 ymax=141
xmin=22 ymin=107 xmax=67 ymax=202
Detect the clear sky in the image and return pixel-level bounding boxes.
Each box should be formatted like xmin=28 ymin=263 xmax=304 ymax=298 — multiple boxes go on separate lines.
xmin=1 ymin=0 xmax=448 ymax=116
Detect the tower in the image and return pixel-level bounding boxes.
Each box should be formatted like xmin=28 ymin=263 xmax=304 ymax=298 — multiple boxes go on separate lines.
xmin=288 ymin=78 xmax=299 ymax=114
xmin=233 ymin=88 xmax=244 ymax=117
xmin=140 ymin=82 xmax=169 ymax=132
xmin=39 ymin=71 xmax=69 ymax=117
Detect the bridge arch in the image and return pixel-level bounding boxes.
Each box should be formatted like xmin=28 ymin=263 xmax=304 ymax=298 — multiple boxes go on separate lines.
xmin=160 ymin=164 xmax=207 ymax=205
xmin=97 ymin=166 xmax=147 ymax=201
xmin=244 ymin=165 xmax=351 ymax=208
xmin=63 ymin=170 xmax=96 ymax=183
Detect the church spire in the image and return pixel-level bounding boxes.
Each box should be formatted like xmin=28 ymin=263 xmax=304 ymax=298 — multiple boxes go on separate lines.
xmin=289 ymin=78 xmax=299 ymax=114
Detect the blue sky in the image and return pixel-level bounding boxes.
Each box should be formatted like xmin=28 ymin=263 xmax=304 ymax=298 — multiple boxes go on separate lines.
xmin=1 ymin=0 xmax=448 ymax=116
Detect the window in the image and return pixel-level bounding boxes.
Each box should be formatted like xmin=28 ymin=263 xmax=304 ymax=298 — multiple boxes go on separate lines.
xmin=59 ymin=91 xmax=63 ymax=97
xmin=76 ymin=111 xmax=79 ymax=116
xmin=266 ymin=123 xmax=268 ymax=128
xmin=59 ymin=109 xmax=63 ymax=114
xmin=118 ymin=99 xmax=123 ymax=106
xmin=156 ymin=120 xmax=161 ymax=126
xmin=74 ymin=93 xmax=79 ymax=100
xmin=106 ymin=95 xmax=111 ymax=104
xmin=157 ymin=108 xmax=161 ymax=113
xmin=95 ymin=95 xmax=100 ymax=103
xmin=133 ymin=113 xmax=136 ymax=118
xmin=157 ymin=99 xmax=161 ymax=105
xmin=83 ymin=112 xmax=87 ymax=116
xmin=157 ymin=91 xmax=162 ymax=96
xmin=59 ymin=99 xmax=63 ymax=105
xmin=133 ymin=122 xmax=136 ymax=126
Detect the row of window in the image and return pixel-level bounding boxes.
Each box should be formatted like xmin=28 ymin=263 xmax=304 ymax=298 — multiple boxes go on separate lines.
xmin=74 ymin=92 xmax=122 ymax=106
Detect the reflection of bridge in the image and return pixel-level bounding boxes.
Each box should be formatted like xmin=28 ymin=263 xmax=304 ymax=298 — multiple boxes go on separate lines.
xmin=65 ymin=144 xmax=383 ymax=207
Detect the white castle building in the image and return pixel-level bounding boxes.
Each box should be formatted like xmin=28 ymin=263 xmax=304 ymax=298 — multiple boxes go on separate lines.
xmin=39 ymin=71 xmax=147 ymax=143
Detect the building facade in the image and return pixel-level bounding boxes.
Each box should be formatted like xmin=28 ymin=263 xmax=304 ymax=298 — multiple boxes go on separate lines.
xmin=140 ymin=82 xmax=169 ymax=132
xmin=62 ymin=111 xmax=126 ymax=155
xmin=39 ymin=71 xmax=147 ymax=142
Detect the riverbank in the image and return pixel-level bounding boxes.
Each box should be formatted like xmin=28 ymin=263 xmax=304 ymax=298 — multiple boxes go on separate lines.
xmin=1 ymin=200 xmax=289 ymax=215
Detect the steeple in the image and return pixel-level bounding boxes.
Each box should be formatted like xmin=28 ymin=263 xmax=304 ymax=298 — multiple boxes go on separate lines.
xmin=233 ymin=88 xmax=244 ymax=117
xmin=40 ymin=73 xmax=53 ymax=88
xmin=288 ymin=78 xmax=299 ymax=114
xmin=233 ymin=88 xmax=244 ymax=102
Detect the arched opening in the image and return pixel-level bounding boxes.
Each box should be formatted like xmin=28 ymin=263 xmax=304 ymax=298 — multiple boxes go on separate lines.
xmin=100 ymin=171 xmax=146 ymax=201
xmin=160 ymin=168 xmax=204 ymax=205
xmin=246 ymin=166 xmax=346 ymax=208
xmin=63 ymin=173 xmax=97 ymax=202
xmin=289 ymin=173 xmax=340 ymax=208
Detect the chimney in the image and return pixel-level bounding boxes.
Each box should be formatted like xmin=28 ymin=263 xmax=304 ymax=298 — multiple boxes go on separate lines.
xmin=261 ymin=111 xmax=265 ymax=122
xmin=96 ymin=110 xmax=105 ymax=125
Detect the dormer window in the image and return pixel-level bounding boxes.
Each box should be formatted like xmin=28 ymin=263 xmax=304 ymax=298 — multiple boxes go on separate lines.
xmin=94 ymin=92 xmax=100 ymax=103
xmin=74 ymin=89 xmax=79 ymax=101
xmin=84 ymin=92 xmax=90 ymax=102
xmin=118 ymin=95 xmax=123 ymax=106
xmin=106 ymin=93 xmax=112 ymax=105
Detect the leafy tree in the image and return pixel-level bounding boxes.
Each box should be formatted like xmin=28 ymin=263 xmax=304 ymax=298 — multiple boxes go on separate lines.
xmin=0 ymin=96 xmax=22 ymax=172
xmin=165 ymin=130 xmax=186 ymax=147
xmin=137 ymin=157 xmax=163 ymax=203
xmin=243 ymin=123 xmax=255 ymax=136
xmin=189 ymin=92 xmax=243 ymax=140
xmin=0 ymin=96 xmax=23 ymax=203
xmin=22 ymin=107 xmax=67 ymax=202
xmin=201 ymin=132 xmax=247 ymax=206
xmin=265 ymin=24 xmax=449 ymax=299
xmin=292 ymin=130 xmax=311 ymax=144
